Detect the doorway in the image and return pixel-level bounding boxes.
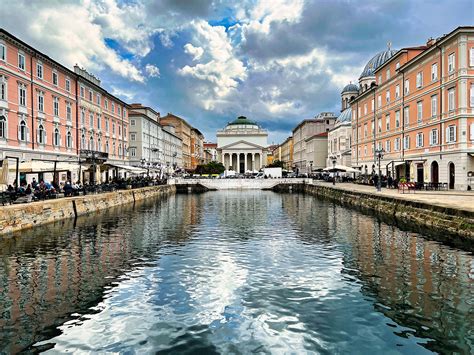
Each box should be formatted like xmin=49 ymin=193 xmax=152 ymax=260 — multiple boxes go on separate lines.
xmin=431 ymin=161 xmax=439 ymax=184
xmin=416 ymin=164 xmax=424 ymax=183
xmin=448 ymin=162 xmax=455 ymax=189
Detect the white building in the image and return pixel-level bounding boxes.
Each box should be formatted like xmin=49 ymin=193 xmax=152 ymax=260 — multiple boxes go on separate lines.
xmin=162 ymin=125 xmax=183 ymax=172
xmin=217 ymin=116 xmax=268 ymax=173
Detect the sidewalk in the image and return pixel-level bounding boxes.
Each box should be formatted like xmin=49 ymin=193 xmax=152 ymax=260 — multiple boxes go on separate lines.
xmin=312 ymin=181 xmax=474 ymax=213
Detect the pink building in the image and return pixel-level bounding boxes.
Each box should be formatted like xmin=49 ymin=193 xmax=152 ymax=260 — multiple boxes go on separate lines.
xmin=0 ymin=29 xmax=130 ymax=186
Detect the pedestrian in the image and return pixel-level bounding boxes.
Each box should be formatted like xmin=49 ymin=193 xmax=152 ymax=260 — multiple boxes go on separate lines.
xmin=373 ymin=174 xmax=379 ymax=188
xmin=388 ymin=175 xmax=393 ymax=189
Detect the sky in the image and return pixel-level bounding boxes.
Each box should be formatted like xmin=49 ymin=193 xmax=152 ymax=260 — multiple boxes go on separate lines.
xmin=2 ymin=0 xmax=473 ymax=144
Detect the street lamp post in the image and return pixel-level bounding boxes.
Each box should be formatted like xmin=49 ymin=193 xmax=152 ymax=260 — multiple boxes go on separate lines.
xmin=330 ymin=155 xmax=337 ymax=185
xmin=375 ymin=148 xmax=385 ymax=192
xmin=309 ymin=161 xmax=313 ymax=176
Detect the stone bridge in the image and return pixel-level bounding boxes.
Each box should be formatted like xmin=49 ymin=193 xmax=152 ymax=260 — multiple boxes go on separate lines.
xmin=170 ymin=178 xmax=312 ymax=190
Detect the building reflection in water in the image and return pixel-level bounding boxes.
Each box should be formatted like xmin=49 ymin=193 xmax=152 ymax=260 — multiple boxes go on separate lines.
xmin=281 ymin=193 xmax=473 ymax=354
xmin=0 ymin=194 xmax=202 ymax=354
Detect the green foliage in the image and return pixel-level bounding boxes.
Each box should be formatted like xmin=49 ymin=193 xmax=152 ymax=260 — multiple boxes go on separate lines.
xmin=194 ymin=161 xmax=225 ymax=175
xmin=268 ymin=160 xmax=284 ymax=168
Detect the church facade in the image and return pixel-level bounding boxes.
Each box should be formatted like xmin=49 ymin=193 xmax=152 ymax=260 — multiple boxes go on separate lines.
xmin=217 ymin=116 xmax=268 ymax=173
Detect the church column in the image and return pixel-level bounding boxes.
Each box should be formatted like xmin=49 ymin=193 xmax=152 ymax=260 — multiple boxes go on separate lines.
xmin=237 ymin=153 xmax=240 ymax=173
xmin=222 ymin=152 xmax=226 ymax=168
xmin=244 ymin=153 xmax=248 ymax=172
xmin=252 ymin=153 xmax=255 ymax=171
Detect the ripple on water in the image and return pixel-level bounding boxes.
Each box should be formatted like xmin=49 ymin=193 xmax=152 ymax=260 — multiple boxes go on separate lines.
xmin=0 ymin=191 xmax=472 ymax=354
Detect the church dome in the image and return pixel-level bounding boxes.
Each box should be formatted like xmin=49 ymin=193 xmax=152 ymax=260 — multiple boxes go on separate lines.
xmin=359 ymin=49 xmax=397 ymax=79
xmin=227 ymin=116 xmax=259 ymax=128
xmin=336 ymin=107 xmax=352 ymax=125
xmin=341 ymin=83 xmax=359 ymax=94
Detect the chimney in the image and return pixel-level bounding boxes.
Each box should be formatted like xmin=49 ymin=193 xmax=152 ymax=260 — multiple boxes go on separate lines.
xmin=426 ymin=37 xmax=436 ymax=47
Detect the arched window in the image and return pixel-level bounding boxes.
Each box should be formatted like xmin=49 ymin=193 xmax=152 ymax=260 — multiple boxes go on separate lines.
xmin=38 ymin=124 xmax=45 ymax=144
xmin=54 ymin=128 xmax=60 ymax=146
xmin=112 ymin=142 xmax=116 ymax=156
xmin=105 ymin=141 xmax=109 ymax=153
xmin=97 ymin=137 xmax=102 ymax=152
xmin=89 ymin=136 xmax=94 ymax=151
xmin=67 ymin=131 xmax=72 ymax=149
xmin=81 ymin=133 xmax=86 ymax=149
xmin=118 ymin=143 xmax=122 ymax=157
xmin=19 ymin=120 xmax=27 ymax=141
xmin=0 ymin=115 xmax=6 ymax=139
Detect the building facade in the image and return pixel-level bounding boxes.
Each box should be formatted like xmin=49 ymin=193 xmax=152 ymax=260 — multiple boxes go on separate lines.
xmin=351 ymin=26 xmax=474 ymax=190
xmin=280 ymin=136 xmax=294 ymax=170
xmin=190 ymin=128 xmax=204 ymax=169
xmin=217 ymin=116 xmax=268 ymax=173
xmin=292 ymin=112 xmax=336 ymax=173
xmin=0 ymin=29 xmax=129 ymax=186
xmin=160 ymin=113 xmax=192 ymax=170
xmin=203 ymin=142 xmax=218 ymax=163
xmin=162 ymin=125 xmax=182 ymax=172
xmin=305 ymin=132 xmax=329 ymax=171
xmin=327 ymin=84 xmax=357 ymax=167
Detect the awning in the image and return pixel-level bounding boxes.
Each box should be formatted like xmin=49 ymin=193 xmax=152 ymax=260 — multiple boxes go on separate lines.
xmin=324 ymin=164 xmax=360 ymax=173
xmin=105 ymin=163 xmax=147 ymax=173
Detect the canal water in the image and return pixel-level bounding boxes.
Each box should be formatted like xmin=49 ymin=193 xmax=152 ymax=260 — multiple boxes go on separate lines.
xmin=0 ymin=191 xmax=472 ymax=354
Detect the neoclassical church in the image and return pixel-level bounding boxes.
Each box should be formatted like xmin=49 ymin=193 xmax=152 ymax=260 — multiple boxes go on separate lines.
xmin=217 ymin=116 xmax=268 ymax=173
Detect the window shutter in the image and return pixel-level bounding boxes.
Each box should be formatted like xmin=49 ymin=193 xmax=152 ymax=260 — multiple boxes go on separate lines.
xmin=470 ymin=48 xmax=474 ymax=67
xmin=470 ymin=85 xmax=474 ymax=108
xmin=453 ymin=126 xmax=457 ymax=142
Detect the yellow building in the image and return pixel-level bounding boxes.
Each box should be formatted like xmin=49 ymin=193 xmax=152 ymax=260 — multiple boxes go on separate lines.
xmin=281 ymin=136 xmax=294 ymax=170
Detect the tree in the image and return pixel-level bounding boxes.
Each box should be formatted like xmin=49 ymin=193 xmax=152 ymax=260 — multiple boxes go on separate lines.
xmin=194 ymin=161 xmax=225 ymax=174
xmin=268 ymin=160 xmax=284 ymax=168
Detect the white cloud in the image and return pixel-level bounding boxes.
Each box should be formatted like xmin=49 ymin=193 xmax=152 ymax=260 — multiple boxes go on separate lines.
xmin=3 ymin=0 xmax=145 ymax=82
xmin=178 ymin=20 xmax=247 ymax=110
xmin=183 ymin=43 xmax=204 ymax=61
xmin=145 ymin=64 xmax=160 ymax=78
xmin=111 ymin=86 xmax=136 ymax=101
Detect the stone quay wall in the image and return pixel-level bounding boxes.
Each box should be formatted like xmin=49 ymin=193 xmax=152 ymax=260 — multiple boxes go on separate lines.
xmin=0 ymin=185 xmax=176 ymax=235
xmin=303 ymin=184 xmax=474 ymax=244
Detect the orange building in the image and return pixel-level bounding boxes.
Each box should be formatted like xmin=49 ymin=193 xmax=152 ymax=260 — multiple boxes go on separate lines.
xmin=350 ymin=26 xmax=474 ymax=190
xmin=160 ymin=113 xmax=193 ymax=170
xmin=0 ymin=28 xmax=130 ymax=185
xmin=190 ymin=127 xmax=204 ymax=169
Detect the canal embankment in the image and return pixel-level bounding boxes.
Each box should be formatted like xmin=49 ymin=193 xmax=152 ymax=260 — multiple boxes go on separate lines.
xmin=302 ymin=182 xmax=474 ymax=244
xmin=0 ymin=184 xmax=175 ymax=235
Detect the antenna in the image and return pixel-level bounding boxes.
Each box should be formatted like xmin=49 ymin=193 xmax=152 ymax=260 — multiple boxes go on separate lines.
xmin=387 ymin=41 xmax=392 ymax=50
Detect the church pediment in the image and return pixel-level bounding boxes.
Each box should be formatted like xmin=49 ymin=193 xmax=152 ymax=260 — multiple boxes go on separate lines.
xmin=220 ymin=140 xmax=264 ymax=150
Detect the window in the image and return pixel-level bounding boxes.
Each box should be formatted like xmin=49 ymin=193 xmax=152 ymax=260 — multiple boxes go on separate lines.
xmin=67 ymin=131 xmax=72 ymax=149
xmin=386 ymin=90 xmax=390 ymax=103
xmin=470 ymin=48 xmax=474 ymax=67
xmin=96 ymin=94 xmax=101 ymax=105
xmin=396 ymin=62 xmax=400 ymax=70
xmin=470 ymin=123 xmax=474 ymax=141
xmin=66 ymin=102 xmax=72 ymax=121
xmin=53 ymin=97 xmax=59 ymax=117
xmin=80 ymin=86 xmax=85 ymax=98
xmin=377 ymin=95 xmax=381 ymax=108
xmin=112 ymin=122 xmax=115 ymax=134
xmin=97 ymin=137 xmax=102 ymax=152
xmin=19 ymin=120 xmax=27 ymax=141
xmin=378 ymin=75 xmax=382 ymax=85
xmin=81 ymin=134 xmax=86 ymax=149
xmin=18 ymin=53 xmax=25 ymax=70
xmin=105 ymin=141 xmax=109 ymax=153
xmin=403 ymin=106 xmax=409 ymax=126
xmin=81 ymin=109 xmax=85 ymax=126
xmin=416 ymin=71 xmax=423 ymax=88
xmin=430 ymin=129 xmax=439 ymax=145
xmin=431 ymin=95 xmax=438 ymax=117
xmin=38 ymin=125 xmax=45 ymax=144
xmin=448 ymin=88 xmax=455 ymax=111
xmin=0 ymin=44 xmax=5 ymax=61
xmin=403 ymin=135 xmax=410 ymax=149
xmin=446 ymin=125 xmax=456 ymax=143
xmin=364 ymin=123 xmax=368 ymax=137
xmin=385 ymin=114 xmax=390 ymax=131
xmin=97 ymin=114 xmax=101 ymax=129
xmin=417 ymin=101 xmax=423 ymax=123
xmin=371 ymin=120 xmax=375 ymax=134
xmin=89 ymin=90 xmax=93 ymax=101
xmin=431 ymin=63 xmax=438 ymax=81
xmin=130 ymin=147 xmax=136 ymax=157
xmin=38 ymin=92 xmax=44 ymax=112
xmin=394 ymin=137 xmax=400 ymax=151
xmin=111 ymin=102 xmax=115 ymax=113
xmin=65 ymin=79 xmax=70 ymax=92
xmin=471 ymin=84 xmax=474 ymax=108
xmin=395 ymin=84 xmax=400 ymax=99
xmin=364 ymin=146 xmax=367 ymax=156
xmin=119 ymin=125 xmax=121 ymax=136
xmin=89 ymin=112 xmax=94 ymax=128
xmin=18 ymin=84 xmax=26 ymax=106
xmin=105 ymin=119 xmax=109 ymax=132
xmin=52 ymin=72 xmax=58 ymax=86
xmin=404 ymin=79 xmax=409 ymax=94
xmin=105 ymin=100 xmax=108 ymax=110
xmin=118 ymin=107 xmax=121 ymax=116
xmin=386 ymin=68 xmax=390 ymax=80
xmin=118 ymin=143 xmax=122 ymax=157
xmin=130 ymin=119 xmax=136 ymax=126
xmin=0 ymin=116 xmax=6 ymax=138
xmin=123 ymin=108 xmax=126 ymax=118
xmin=371 ymin=99 xmax=374 ymax=111
xmin=378 ymin=118 xmax=382 ymax=133
xmin=395 ymin=110 xmax=400 ymax=128
xmin=364 ymin=103 xmax=367 ymax=115
xmin=123 ymin=126 xmax=127 ymax=137
xmin=0 ymin=77 xmax=6 ymax=101
xmin=54 ymin=128 xmax=60 ymax=146
xmin=416 ymin=132 xmax=424 ymax=147
xmin=37 ymin=62 xmax=43 ymax=79
xmin=448 ymin=53 xmax=455 ymax=73
xmin=89 ymin=136 xmax=94 ymax=150
xmin=385 ymin=140 xmax=390 ymax=152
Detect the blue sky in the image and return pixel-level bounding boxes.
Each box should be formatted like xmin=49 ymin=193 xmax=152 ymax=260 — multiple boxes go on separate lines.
xmin=3 ymin=0 xmax=473 ymax=144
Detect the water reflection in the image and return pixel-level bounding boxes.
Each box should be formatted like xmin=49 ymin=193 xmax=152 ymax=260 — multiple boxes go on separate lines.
xmin=0 ymin=191 xmax=472 ymax=354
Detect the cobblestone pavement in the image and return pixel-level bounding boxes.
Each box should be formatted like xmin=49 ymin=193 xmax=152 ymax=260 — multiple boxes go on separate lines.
xmin=312 ymin=181 xmax=474 ymax=213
